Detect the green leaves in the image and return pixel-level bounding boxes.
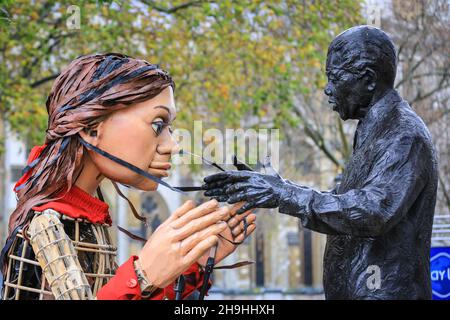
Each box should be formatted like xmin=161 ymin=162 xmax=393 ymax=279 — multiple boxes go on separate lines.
xmin=0 ymin=0 xmax=362 ymax=153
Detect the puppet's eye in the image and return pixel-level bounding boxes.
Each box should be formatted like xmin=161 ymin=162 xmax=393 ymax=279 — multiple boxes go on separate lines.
xmin=151 ymin=118 xmax=166 ymax=136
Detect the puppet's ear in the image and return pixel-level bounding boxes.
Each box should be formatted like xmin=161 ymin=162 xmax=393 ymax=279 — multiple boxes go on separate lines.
xmin=79 ymin=122 xmax=104 ymax=146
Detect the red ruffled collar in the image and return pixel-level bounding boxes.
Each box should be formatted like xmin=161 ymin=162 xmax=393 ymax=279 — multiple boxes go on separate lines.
xmin=32 ymin=185 xmax=112 ymax=225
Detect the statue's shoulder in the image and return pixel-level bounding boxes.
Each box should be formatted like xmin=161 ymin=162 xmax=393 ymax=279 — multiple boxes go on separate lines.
xmin=388 ymin=98 xmax=433 ymax=144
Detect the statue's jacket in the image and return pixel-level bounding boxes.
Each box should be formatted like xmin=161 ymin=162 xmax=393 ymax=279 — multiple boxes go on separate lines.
xmin=1 ymin=185 xmax=207 ymax=300
xmin=280 ymin=89 xmax=438 ymax=299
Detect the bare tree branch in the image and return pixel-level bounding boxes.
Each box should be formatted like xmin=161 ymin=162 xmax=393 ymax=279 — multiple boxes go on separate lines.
xmin=292 ymin=106 xmax=342 ymax=169
xmin=438 ymin=173 xmax=450 ymax=211
xmin=396 ymin=71 xmax=448 ymax=89
xmin=409 ymin=74 xmax=449 ymax=105
xmin=139 ymin=0 xmax=213 ymax=14
xmin=30 ymin=73 xmax=60 ymax=88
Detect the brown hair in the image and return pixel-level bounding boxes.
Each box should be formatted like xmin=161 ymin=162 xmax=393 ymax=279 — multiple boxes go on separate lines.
xmin=8 ymin=53 xmax=174 ymax=235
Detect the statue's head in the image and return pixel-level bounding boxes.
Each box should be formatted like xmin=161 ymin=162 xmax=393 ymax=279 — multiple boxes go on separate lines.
xmin=324 ymin=25 xmax=397 ymax=120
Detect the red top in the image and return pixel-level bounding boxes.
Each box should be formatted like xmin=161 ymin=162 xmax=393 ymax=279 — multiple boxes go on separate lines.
xmin=32 ymin=185 xmax=210 ymax=300
xmin=33 ymin=186 xmax=112 ymax=225
xmin=13 ymin=144 xmax=47 ymax=193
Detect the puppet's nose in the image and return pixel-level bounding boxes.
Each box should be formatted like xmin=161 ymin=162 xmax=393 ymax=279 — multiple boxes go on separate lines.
xmin=171 ymin=143 xmax=181 ymax=155
xmin=157 ymin=130 xmax=179 ymax=155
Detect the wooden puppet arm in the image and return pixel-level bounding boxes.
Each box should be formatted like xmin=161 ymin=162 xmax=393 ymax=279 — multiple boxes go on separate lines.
xmin=28 ymin=209 xmax=93 ymax=300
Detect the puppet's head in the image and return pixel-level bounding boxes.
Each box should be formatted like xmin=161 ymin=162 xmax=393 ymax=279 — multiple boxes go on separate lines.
xmin=10 ymin=53 xmax=177 ymax=233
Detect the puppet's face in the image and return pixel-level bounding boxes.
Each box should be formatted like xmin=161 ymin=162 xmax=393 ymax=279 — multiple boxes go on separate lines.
xmin=82 ymin=86 xmax=178 ymax=191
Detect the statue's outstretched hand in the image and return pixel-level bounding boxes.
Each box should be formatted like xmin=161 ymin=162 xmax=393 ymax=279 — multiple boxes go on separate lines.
xmin=202 ymin=170 xmax=288 ymax=214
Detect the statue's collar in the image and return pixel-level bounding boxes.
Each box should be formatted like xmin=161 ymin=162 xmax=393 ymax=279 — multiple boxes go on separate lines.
xmin=354 ymin=89 xmax=403 ymax=149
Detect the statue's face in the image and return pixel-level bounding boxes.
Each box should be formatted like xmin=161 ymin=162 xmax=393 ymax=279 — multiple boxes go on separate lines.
xmin=83 ymin=86 xmax=178 ymax=191
xmin=324 ymin=50 xmax=373 ymax=120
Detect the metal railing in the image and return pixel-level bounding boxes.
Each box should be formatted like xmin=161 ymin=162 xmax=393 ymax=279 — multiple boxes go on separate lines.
xmin=432 ymin=214 xmax=450 ymax=247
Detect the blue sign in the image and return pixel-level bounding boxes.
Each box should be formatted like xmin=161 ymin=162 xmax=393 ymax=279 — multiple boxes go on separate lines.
xmin=431 ymin=247 xmax=450 ymax=300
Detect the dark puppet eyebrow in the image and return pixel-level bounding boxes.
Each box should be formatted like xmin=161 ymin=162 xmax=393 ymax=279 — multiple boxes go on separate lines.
xmin=154 ymin=105 xmax=176 ymax=121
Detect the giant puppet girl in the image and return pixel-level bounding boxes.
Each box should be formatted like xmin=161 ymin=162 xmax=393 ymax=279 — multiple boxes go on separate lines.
xmin=0 ymin=53 xmax=256 ymax=300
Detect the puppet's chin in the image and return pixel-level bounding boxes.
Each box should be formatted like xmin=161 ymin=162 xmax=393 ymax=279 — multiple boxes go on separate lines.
xmin=133 ymin=180 xmax=159 ymax=191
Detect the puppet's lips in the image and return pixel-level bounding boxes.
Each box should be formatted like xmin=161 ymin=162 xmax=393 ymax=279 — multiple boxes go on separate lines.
xmin=148 ymin=161 xmax=171 ymax=170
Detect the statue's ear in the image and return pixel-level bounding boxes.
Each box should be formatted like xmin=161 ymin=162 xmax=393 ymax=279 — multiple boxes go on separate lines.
xmin=363 ymin=67 xmax=377 ymax=91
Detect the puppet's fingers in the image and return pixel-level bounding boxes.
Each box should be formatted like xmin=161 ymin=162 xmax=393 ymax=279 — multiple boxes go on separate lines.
xmin=227 ymin=208 xmax=254 ymax=228
xmin=180 ymin=221 xmax=227 ymax=256
xmin=233 ymin=223 xmax=256 ymax=243
xmin=173 ymin=206 xmax=229 ymax=240
xmin=232 ymin=214 xmax=256 ymax=236
xmin=166 ymin=200 xmax=196 ymax=223
xmin=183 ymin=235 xmax=219 ymax=266
xmin=170 ymin=199 xmax=219 ymax=229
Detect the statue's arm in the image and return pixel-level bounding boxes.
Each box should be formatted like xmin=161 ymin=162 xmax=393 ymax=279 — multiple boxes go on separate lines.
xmin=279 ymin=136 xmax=428 ymax=237
xmin=285 ymin=179 xmax=338 ymax=195
xmin=29 ymin=210 xmax=93 ymax=300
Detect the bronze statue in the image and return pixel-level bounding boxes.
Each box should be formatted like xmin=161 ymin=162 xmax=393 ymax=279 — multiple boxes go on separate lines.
xmin=203 ymin=25 xmax=438 ymax=299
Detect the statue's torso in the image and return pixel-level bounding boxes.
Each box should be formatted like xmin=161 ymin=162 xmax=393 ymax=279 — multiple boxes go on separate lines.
xmin=323 ymin=95 xmax=438 ymax=299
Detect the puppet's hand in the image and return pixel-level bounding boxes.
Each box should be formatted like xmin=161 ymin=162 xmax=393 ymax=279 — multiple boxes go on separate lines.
xmin=197 ymin=202 xmax=256 ymax=267
xmin=138 ymin=200 xmax=228 ymax=288
xmin=203 ymin=170 xmax=289 ymax=214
